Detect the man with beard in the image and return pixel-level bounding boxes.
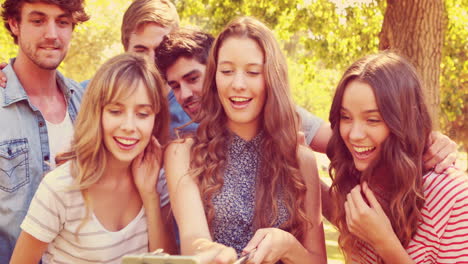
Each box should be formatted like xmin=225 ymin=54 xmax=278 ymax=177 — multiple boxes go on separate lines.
xmin=0 ymin=1 xmax=88 ymax=262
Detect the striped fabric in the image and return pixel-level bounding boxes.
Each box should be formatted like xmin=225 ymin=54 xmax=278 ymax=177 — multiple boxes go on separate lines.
xmin=20 ymin=162 xmax=149 ymax=264
xmin=352 ymin=167 xmax=468 ymax=263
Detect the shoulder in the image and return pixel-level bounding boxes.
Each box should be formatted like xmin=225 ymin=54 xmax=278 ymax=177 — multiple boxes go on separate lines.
xmin=423 ymin=167 xmax=467 ymax=199
xmin=41 ymin=162 xmax=74 ymax=192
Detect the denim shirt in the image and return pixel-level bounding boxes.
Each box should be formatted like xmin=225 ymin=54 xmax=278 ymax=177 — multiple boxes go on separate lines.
xmin=167 ymin=89 xmax=198 ymax=138
xmin=0 ymin=59 xmax=84 ymax=262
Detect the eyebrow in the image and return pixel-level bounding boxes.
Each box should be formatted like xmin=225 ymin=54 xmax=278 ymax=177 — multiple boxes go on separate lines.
xmin=218 ymin=61 xmax=263 ymax=66
xmin=108 ymin=102 xmax=153 ymax=108
xmin=182 ymin=69 xmax=201 ymax=79
xmin=27 ymin=11 xmax=71 ymax=19
xmin=341 ymin=106 xmax=380 ymax=114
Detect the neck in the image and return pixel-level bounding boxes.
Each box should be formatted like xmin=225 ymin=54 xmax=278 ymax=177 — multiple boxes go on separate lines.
xmin=101 ymin=160 xmax=132 ymax=183
xmin=13 ymin=52 xmax=59 ymax=96
xmin=227 ymin=120 xmax=261 ymax=141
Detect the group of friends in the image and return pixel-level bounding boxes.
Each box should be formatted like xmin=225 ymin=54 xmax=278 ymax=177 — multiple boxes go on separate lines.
xmin=0 ymin=0 xmax=466 ymax=263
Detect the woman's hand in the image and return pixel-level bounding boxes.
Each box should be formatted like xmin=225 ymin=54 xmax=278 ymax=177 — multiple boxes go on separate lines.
xmin=344 ymin=182 xmax=397 ymax=247
xmin=193 ymin=238 xmax=237 ymax=264
xmin=242 ymin=228 xmax=295 ymax=264
xmin=424 ymin=131 xmax=458 ymax=173
xmin=132 ymin=136 xmax=163 ymax=200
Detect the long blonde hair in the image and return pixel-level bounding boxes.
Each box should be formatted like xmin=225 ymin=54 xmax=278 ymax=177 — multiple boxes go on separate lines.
xmin=190 ymin=17 xmax=309 ymax=241
xmin=57 ymin=53 xmax=169 ymax=235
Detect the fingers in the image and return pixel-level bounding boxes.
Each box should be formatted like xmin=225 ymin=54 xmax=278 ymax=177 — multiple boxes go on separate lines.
xmin=423 ymin=132 xmax=457 ymax=171
xmin=361 ymin=182 xmax=383 ymax=212
xmin=248 ymin=233 xmax=270 ymax=264
xmin=132 ymin=152 xmax=144 ymax=169
xmin=193 ymin=239 xmax=236 ymax=264
xmin=213 ymin=246 xmax=237 ymax=264
xmin=243 ymin=229 xmax=267 ymax=254
xmin=0 ymin=76 xmax=5 ymax=88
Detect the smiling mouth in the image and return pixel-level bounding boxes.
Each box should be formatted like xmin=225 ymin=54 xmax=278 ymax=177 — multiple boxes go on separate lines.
xmin=229 ymin=97 xmax=252 ymax=109
xmin=114 ymin=137 xmax=139 ymax=148
xmin=352 ymin=145 xmax=376 ymax=160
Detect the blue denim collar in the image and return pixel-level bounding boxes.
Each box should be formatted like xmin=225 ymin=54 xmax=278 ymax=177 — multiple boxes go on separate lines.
xmin=1 ymin=58 xmax=78 ymax=108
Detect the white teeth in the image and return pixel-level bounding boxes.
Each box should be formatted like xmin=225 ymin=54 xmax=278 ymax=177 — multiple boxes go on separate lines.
xmin=230 ymin=97 xmax=250 ymax=102
xmin=353 ymin=146 xmax=374 ymax=153
xmin=115 ymin=138 xmax=137 ymax=145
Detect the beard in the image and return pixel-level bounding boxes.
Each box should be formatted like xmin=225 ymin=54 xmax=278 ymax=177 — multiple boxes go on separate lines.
xmin=19 ymin=38 xmax=67 ymax=70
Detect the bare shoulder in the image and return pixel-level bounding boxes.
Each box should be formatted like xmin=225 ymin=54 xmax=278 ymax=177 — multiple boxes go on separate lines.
xmin=297 ymin=145 xmax=319 ymax=185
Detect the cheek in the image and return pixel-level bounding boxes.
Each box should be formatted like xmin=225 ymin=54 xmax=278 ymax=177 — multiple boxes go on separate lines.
xmin=339 ymin=123 xmax=349 ymax=141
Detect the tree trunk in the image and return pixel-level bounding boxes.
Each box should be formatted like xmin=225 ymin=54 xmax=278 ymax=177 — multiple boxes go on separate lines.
xmin=379 ymin=0 xmax=445 ymax=129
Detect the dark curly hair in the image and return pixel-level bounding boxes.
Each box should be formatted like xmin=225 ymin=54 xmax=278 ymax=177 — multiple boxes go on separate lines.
xmin=2 ymin=0 xmax=89 ymax=44
xmin=155 ymin=28 xmax=214 ymax=80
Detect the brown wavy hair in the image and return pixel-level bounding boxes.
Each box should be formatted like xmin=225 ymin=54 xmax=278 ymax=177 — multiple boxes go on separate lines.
xmin=326 ymin=52 xmax=431 ymax=262
xmin=189 ymin=16 xmax=309 ymax=241
xmin=2 ymin=0 xmax=89 ymax=44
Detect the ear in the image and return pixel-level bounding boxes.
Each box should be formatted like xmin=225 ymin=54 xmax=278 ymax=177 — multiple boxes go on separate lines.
xmin=8 ymin=18 xmax=20 ymax=36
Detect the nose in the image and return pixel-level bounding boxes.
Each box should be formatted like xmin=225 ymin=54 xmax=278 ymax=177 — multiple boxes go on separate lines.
xmin=120 ymin=113 xmax=136 ymax=132
xmin=232 ymin=72 xmax=246 ymax=91
xmin=44 ymin=21 xmax=58 ymax=39
xmin=349 ymin=122 xmax=366 ymax=141
xmin=180 ymin=84 xmax=193 ymax=102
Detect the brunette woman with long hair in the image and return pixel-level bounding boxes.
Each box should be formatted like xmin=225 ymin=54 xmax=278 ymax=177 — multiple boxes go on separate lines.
xmin=327 ymin=52 xmax=468 ymax=263
xmin=165 ymin=17 xmax=326 ymax=264
xmin=10 ymin=53 xmax=176 ymax=263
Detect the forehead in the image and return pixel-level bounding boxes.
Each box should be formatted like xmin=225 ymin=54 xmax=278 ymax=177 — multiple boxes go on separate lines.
xmin=218 ymin=36 xmax=264 ymax=64
xmin=110 ymin=79 xmax=152 ymax=104
xmin=166 ymin=57 xmax=206 ymax=80
xmin=128 ymin=23 xmax=171 ymax=48
xmin=21 ymin=2 xmax=70 ymax=17
xmin=342 ymin=80 xmax=378 ymax=109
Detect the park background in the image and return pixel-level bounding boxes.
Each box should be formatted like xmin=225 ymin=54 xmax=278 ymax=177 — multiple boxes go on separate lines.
xmin=0 ymin=0 xmax=466 ymax=262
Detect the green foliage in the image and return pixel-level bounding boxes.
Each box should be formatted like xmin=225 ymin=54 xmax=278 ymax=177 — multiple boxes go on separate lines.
xmin=440 ymin=0 xmax=467 ymax=150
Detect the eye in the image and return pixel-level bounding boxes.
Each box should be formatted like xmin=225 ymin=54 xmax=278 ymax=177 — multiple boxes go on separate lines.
xmin=31 ymin=19 xmax=43 ymax=25
xmin=137 ymin=112 xmax=150 ymax=118
xmin=340 ymin=113 xmax=350 ymax=121
xmin=188 ymin=76 xmax=199 ymax=83
xmin=367 ymin=119 xmax=381 ymax=123
xmin=108 ymin=109 xmax=121 ymax=115
xmin=247 ymin=71 xmax=260 ymax=76
xmin=58 ymin=19 xmax=71 ymax=26
xmin=220 ymin=69 xmax=233 ymax=75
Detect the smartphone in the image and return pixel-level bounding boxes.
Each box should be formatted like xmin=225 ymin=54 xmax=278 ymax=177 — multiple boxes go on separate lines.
xmin=122 ymin=254 xmax=200 ymax=264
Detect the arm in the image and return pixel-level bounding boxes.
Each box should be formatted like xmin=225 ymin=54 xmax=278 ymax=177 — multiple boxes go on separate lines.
xmin=243 ymin=146 xmax=327 ymax=264
xmin=345 ymin=183 xmax=414 ymax=264
xmin=164 ymin=140 xmax=212 ymax=255
xmin=10 ymin=231 xmax=48 ymax=264
xmin=309 ymin=123 xmax=331 ymax=154
xmin=320 ymin=179 xmax=333 ymax=223
xmin=132 ymin=137 xmax=177 ymax=253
